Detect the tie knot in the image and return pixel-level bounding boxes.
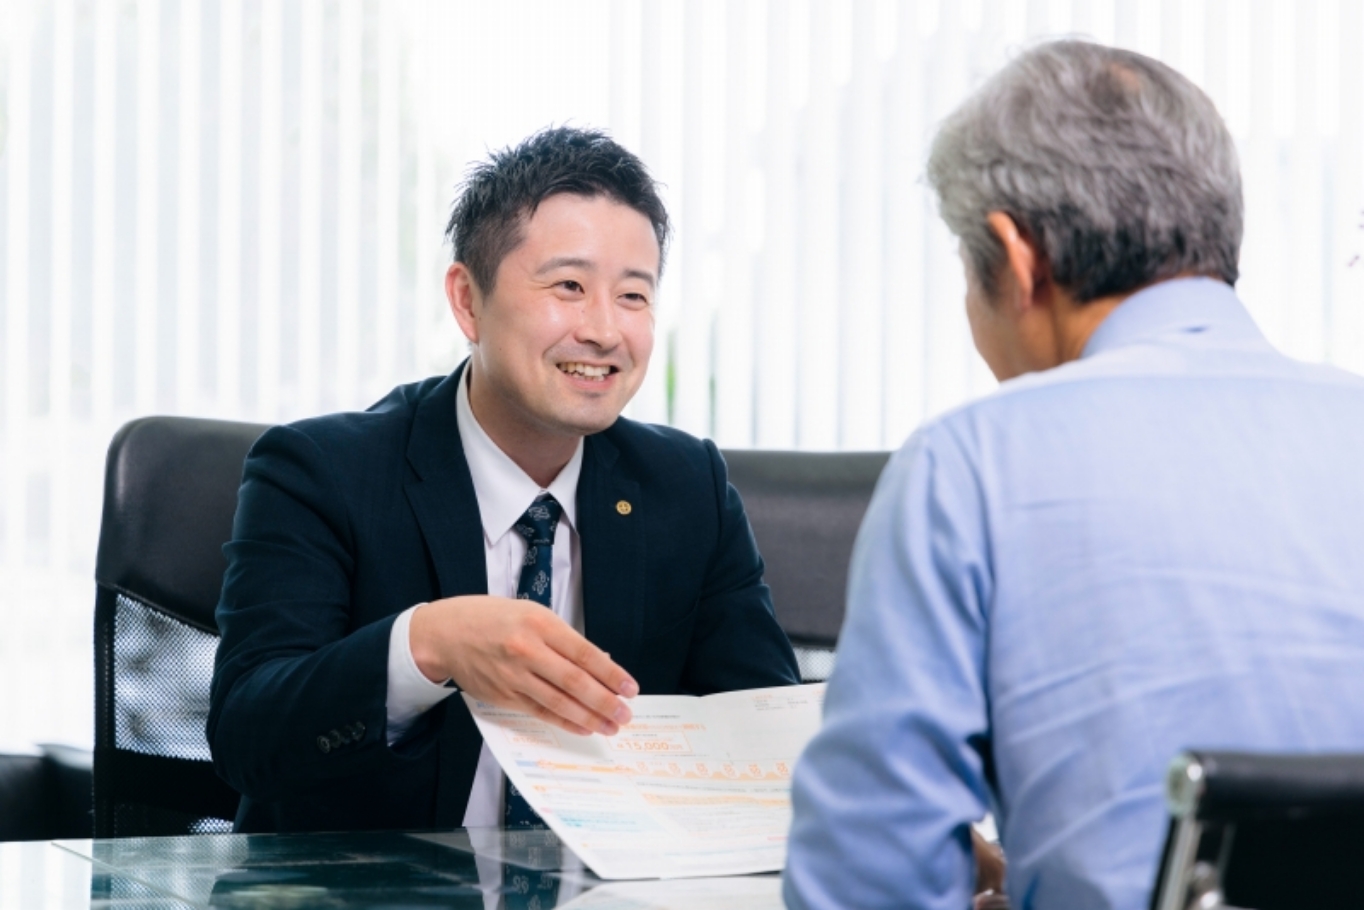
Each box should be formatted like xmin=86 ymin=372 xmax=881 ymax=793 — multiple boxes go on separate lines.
xmin=515 ymin=494 xmax=562 ymax=546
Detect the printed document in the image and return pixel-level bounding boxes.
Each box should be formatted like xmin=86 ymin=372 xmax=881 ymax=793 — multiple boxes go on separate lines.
xmin=464 ymin=683 xmax=825 ymax=880
xmin=557 ymin=876 xmax=783 ymax=909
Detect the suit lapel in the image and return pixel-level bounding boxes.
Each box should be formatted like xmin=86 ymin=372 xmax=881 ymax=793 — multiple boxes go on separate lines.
xmin=401 ymin=362 xmax=487 ymax=827
xmin=404 ymin=363 xmax=488 ymax=601
xmin=579 ymin=431 xmax=646 ymax=676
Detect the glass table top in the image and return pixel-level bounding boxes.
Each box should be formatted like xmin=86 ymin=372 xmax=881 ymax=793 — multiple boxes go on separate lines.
xmin=0 ymin=829 xmax=782 ymax=909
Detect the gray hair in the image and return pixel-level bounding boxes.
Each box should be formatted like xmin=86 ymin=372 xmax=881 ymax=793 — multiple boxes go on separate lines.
xmin=927 ymin=39 xmax=1242 ymax=302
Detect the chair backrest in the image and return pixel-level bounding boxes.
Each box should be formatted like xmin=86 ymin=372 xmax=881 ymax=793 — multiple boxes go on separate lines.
xmin=94 ymin=416 xmax=267 ymax=837
xmin=1151 ymin=750 xmax=1364 ymax=910
xmin=722 ymin=450 xmax=890 ymax=682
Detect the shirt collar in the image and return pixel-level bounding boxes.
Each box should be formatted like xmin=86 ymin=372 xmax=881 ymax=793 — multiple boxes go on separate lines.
xmin=455 ymin=365 xmax=583 ymax=545
xmin=1081 ymin=277 xmax=1265 ymax=359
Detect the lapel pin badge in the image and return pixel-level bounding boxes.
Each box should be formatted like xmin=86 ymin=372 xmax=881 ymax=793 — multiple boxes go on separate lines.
xmin=616 ymin=500 xmax=633 ymax=516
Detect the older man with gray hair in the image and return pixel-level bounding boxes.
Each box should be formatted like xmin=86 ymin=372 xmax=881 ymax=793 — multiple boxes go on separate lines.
xmin=784 ymin=40 xmax=1364 ymax=910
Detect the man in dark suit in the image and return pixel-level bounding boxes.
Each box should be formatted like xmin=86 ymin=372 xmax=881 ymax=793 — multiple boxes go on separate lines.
xmin=207 ymin=127 xmax=801 ymax=834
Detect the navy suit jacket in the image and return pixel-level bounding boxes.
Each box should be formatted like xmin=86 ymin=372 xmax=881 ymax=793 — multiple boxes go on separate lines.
xmin=207 ymin=364 xmax=800 ymax=833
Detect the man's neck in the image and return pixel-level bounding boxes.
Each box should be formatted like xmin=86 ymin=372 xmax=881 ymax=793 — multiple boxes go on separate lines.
xmin=1050 ymin=273 xmax=1213 ymax=366
xmin=1050 ymin=292 xmax=1125 ymax=364
xmin=466 ymin=369 xmax=579 ymax=489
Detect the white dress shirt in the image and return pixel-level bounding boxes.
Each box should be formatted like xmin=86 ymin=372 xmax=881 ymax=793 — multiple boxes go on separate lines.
xmin=385 ymin=367 xmax=584 ymax=827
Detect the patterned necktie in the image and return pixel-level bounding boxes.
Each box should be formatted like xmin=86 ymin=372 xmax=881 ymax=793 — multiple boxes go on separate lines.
xmin=502 ymin=494 xmax=563 ymax=909
xmin=505 ymin=493 xmax=562 ymax=830
xmin=513 ymin=494 xmax=562 ymax=611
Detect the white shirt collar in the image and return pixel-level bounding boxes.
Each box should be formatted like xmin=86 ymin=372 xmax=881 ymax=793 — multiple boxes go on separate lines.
xmin=455 ymin=365 xmax=583 ymax=545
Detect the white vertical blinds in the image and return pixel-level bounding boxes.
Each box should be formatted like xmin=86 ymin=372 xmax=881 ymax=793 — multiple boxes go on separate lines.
xmin=0 ymin=0 xmax=1362 ymax=749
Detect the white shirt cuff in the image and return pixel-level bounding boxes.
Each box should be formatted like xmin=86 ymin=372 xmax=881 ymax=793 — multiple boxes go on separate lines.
xmin=386 ymin=604 xmax=457 ymax=745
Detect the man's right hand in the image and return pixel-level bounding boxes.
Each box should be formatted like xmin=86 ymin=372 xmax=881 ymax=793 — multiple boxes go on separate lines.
xmin=408 ymin=596 xmax=639 ymax=737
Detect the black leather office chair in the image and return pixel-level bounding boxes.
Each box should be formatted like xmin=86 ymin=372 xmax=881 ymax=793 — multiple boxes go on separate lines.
xmin=723 ymin=450 xmax=890 ymax=682
xmin=1150 ymin=750 xmax=1364 ymax=910
xmin=94 ymin=416 xmax=267 ymax=837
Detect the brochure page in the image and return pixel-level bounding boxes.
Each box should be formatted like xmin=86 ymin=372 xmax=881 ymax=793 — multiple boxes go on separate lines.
xmin=555 ymin=876 xmax=783 ymax=909
xmin=464 ymin=683 xmax=825 ymax=880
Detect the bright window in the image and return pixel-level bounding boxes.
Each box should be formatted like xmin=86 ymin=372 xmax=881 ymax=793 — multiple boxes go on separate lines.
xmin=1 ymin=0 xmax=1362 ymax=750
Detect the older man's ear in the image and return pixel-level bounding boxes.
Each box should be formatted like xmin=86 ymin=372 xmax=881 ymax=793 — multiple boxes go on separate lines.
xmin=985 ymin=211 xmax=1042 ymax=310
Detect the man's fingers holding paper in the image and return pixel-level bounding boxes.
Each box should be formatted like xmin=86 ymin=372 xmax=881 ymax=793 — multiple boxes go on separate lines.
xmin=412 ymin=596 xmax=637 ymax=737
xmin=520 ymin=616 xmax=635 ymax=735
xmin=519 ymin=670 xmax=626 ymax=737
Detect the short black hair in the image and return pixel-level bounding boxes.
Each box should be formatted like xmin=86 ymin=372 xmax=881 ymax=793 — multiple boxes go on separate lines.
xmin=445 ymin=126 xmax=671 ymax=294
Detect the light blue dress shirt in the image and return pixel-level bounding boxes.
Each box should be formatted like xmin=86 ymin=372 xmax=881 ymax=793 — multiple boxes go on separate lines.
xmin=784 ymin=278 xmax=1364 ymax=910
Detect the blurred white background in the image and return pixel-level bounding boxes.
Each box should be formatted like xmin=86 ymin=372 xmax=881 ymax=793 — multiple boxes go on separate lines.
xmin=1 ymin=0 xmax=1362 ymax=751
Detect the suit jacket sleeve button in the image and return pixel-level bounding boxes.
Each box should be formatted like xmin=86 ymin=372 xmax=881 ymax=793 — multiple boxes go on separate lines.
xmin=353 ymin=721 xmax=366 ymax=739
xmin=317 ymin=736 xmax=332 ymax=754
xmin=328 ymin=730 xmax=344 ymax=748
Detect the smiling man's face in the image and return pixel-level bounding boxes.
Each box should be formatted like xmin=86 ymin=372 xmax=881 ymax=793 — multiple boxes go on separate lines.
xmin=449 ymin=192 xmax=659 ymax=449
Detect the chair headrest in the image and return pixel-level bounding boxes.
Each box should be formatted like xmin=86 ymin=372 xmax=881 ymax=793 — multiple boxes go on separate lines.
xmin=96 ymin=416 xmax=268 ymax=632
xmin=722 ymin=449 xmax=890 ymax=644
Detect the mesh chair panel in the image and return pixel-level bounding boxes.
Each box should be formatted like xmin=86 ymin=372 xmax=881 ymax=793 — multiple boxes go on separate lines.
xmin=110 ymin=802 xmax=233 ymax=841
xmin=793 ymin=645 xmax=837 ymax=683
xmin=113 ymin=595 xmax=217 ymax=761
xmin=95 ymin=586 xmax=240 ymax=838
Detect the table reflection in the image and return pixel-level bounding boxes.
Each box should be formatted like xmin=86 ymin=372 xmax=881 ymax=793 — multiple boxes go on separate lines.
xmin=0 ymin=828 xmax=782 ymax=909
